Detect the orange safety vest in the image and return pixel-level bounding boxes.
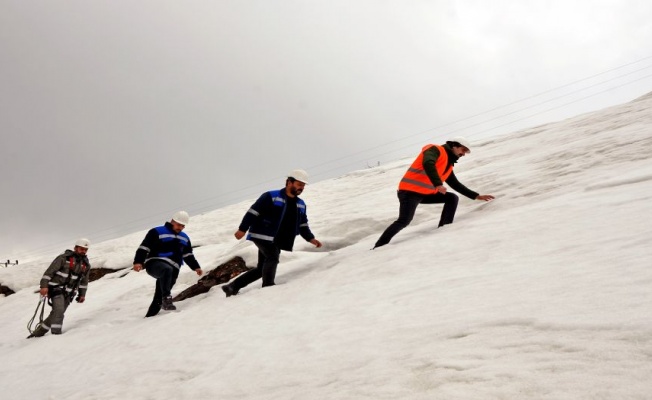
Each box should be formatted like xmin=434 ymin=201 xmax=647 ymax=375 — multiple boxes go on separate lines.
xmin=398 ymin=144 xmax=453 ymax=194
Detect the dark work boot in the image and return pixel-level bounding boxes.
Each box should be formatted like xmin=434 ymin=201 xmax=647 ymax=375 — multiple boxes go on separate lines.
xmin=261 ymin=263 xmax=278 ymax=287
xmin=161 ymin=296 xmax=177 ymax=311
xmin=222 ymin=284 xmax=239 ymax=297
xmin=27 ymin=326 xmax=48 ymax=339
xmin=438 ymin=192 xmax=459 ymax=227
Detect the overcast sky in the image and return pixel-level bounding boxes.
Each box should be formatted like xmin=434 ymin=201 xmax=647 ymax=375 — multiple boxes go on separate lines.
xmin=2 ymin=0 xmax=652 ymax=261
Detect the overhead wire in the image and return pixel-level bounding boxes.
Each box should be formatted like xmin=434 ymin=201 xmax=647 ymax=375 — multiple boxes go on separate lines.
xmin=10 ymin=56 xmax=652 ymax=261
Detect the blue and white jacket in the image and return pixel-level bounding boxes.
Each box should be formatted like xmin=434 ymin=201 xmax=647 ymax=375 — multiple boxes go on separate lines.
xmin=239 ymin=188 xmax=315 ymax=251
xmin=133 ymin=222 xmax=201 ymax=271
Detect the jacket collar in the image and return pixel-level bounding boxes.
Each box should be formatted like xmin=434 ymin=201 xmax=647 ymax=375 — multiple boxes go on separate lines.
xmin=442 ymin=143 xmax=459 ymax=164
xmin=280 ymin=187 xmax=300 ymax=201
xmin=64 ymin=249 xmax=88 ymax=263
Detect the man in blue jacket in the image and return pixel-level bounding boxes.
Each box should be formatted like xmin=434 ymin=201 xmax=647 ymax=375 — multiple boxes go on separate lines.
xmin=133 ymin=211 xmax=203 ymax=316
xmin=222 ymin=169 xmax=322 ymax=297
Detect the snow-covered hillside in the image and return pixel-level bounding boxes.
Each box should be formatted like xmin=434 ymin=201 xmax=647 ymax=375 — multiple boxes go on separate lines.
xmin=1 ymin=93 xmax=652 ymax=399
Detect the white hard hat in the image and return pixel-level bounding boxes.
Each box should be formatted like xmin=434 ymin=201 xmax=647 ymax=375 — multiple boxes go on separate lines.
xmin=171 ymin=211 xmax=190 ymax=225
xmin=450 ymin=136 xmax=471 ymax=153
xmin=288 ymin=169 xmax=309 ymax=184
xmin=75 ymin=238 xmax=91 ymax=249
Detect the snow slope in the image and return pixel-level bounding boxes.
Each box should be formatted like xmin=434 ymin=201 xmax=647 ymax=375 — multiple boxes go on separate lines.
xmin=1 ymin=93 xmax=652 ymax=399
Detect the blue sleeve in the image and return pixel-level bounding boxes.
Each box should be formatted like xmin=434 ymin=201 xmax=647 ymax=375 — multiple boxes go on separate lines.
xmin=299 ymin=205 xmax=315 ymax=242
xmin=182 ymin=238 xmax=201 ymax=270
xmin=238 ymin=192 xmax=272 ymax=232
xmin=134 ymin=228 xmax=158 ymax=264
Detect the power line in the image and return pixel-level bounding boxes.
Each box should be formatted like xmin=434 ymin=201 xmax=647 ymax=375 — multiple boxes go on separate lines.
xmin=307 ymin=63 xmax=652 ymax=180
xmin=11 ymin=55 xmax=652 ymax=260
xmin=298 ymin=56 xmax=652 ymax=174
xmin=463 ymin=72 xmax=652 ymax=138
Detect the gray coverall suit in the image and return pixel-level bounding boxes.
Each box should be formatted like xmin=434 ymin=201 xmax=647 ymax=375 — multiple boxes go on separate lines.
xmin=31 ymin=250 xmax=90 ymax=336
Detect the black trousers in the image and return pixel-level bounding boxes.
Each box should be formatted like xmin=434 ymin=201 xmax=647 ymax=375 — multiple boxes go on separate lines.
xmin=145 ymin=260 xmax=179 ymax=317
xmin=231 ymin=240 xmax=281 ymax=290
xmin=374 ymin=190 xmax=459 ymax=248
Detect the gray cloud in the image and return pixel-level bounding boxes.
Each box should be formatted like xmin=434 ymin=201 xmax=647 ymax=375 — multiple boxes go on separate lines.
xmin=2 ymin=0 xmax=652 ymax=259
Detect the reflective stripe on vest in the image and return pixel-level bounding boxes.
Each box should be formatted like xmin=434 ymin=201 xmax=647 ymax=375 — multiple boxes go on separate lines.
xmin=398 ymin=144 xmax=452 ymax=194
xmin=158 ymin=233 xmax=189 ymax=244
xmin=271 ymin=195 xmax=286 ymax=207
xmin=145 ymin=257 xmax=181 ymax=269
xmin=150 ymin=225 xmax=190 ymax=268
xmin=268 ymin=190 xmax=306 ymax=215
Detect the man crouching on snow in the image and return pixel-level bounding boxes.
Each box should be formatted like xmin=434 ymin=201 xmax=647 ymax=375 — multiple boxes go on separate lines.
xmin=28 ymin=238 xmax=91 ymax=338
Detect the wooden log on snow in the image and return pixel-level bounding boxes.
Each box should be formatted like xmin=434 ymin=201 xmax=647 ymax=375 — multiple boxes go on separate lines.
xmin=173 ymin=256 xmax=249 ymax=302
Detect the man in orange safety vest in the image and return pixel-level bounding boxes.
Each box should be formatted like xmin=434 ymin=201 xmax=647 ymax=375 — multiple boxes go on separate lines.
xmin=374 ymin=137 xmax=494 ymax=248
